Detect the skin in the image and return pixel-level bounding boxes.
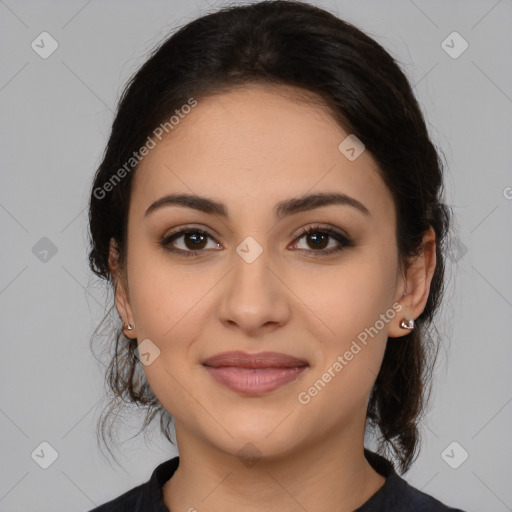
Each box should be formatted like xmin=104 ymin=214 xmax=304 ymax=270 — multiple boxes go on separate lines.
xmin=109 ymin=83 xmax=436 ymax=512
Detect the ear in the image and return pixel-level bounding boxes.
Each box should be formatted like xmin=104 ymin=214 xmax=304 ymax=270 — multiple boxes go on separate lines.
xmin=388 ymin=226 xmax=437 ymax=338
xmin=109 ymin=237 xmax=137 ymax=339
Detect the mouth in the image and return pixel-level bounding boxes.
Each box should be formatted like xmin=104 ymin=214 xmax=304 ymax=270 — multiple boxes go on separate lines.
xmin=202 ymin=351 xmax=309 ymax=395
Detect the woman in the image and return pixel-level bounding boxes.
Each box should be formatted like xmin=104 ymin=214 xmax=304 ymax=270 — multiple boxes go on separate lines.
xmin=87 ymin=1 xmax=467 ymax=510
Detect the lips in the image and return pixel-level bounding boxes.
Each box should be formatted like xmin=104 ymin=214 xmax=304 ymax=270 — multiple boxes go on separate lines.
xmin=202 ymin=351 xmax=309 ymax=395
xmin=202 ymin=351 xmax=309 ymax=369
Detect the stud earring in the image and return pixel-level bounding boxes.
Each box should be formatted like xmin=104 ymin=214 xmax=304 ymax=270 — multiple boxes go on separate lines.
xmin=400 ymin=318 xmax=414 ymax=330
xmin=125 ymin=324 xmax=134 ymax=330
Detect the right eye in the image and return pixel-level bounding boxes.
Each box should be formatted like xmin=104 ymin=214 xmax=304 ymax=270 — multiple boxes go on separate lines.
xmin=160 ymin=228 xmax=222 ymax=257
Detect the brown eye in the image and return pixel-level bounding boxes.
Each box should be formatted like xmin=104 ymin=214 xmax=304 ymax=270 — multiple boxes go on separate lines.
xmin=181 ymin=231 xmax=208 ymax=250
xmin=305 ymin=231 xmax=329 ymax=250
xmin=161 ymin=229 xmax=221 ymax=256
xmin=291 ymin=225 xmax=353 ymax=256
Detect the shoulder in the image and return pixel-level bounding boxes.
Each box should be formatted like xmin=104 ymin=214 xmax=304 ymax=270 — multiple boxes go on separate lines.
xmin=85 ymin=456 xmax=179 ymax=512
xmin=361 ymin=449 xmax=468 ymax=512
xmin=396 ymin=478 xmax=468 ymax=512
xmin=85 ymin=482 xmax=147 ymax=512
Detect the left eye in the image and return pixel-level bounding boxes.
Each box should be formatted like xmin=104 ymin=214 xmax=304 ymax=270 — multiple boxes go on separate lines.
xmin=290 ymin=226 xmax=352 ymax=255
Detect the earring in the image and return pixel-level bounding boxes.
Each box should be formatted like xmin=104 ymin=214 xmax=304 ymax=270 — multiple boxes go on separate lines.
xmin=125 ymin=324 xmax=134 ymax=330
xmin=400 ymin=318 xmax=414 ymax=330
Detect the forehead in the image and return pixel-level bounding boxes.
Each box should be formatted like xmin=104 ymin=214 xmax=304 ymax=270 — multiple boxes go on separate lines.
xmin=131 ymin=84 xmax=394 ymax=223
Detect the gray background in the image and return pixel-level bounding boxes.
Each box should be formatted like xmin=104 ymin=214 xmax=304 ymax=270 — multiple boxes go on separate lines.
xmin=1 ymin=0 xmax=511 ymax=510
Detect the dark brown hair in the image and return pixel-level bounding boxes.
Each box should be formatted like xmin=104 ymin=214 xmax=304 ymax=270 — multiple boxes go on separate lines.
xmin=88 ymin=0 xmax=451 ymax=474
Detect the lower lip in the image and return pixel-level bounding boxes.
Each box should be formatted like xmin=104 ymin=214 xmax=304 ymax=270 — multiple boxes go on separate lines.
xmin=203 ymin=365 xmax=308 ymax=395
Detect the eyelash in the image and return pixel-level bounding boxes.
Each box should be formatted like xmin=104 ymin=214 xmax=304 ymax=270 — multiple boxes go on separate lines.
xmin=160 ymin=224 xmax=353 ymax=258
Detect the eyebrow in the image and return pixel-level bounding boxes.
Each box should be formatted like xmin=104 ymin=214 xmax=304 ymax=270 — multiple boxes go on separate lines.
xmin=144 ymin=192 xmax=371 ymax=219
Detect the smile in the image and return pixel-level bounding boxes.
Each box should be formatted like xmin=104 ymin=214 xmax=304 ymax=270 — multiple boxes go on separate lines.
xmin=202 ymin=365 xmax=308 ymax=395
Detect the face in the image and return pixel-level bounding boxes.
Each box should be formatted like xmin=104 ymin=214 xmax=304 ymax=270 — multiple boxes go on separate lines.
xmin=111 ymin=83 xmax=410 ymax=461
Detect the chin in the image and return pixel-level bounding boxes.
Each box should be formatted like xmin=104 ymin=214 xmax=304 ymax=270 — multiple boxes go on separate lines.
xmin=201 ymin=417 xmax=304 ymax=463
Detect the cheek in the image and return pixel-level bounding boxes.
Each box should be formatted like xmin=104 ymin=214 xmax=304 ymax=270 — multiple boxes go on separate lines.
xmin=126 ymin=253 xmax=215 ymax=385
xmin=127 ymin=240 xmax=207 ymax=335
xmin=298 ymin=251 xmax=397 ymax=344
xmin=127 ymin=271 xmax=210 ymax=422
xmin=296 ymin=251 xmax=396 ymax=398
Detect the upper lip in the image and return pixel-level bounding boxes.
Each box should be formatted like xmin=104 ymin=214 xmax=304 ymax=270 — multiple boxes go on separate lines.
xmin=202 ymin=351 xmax=309 ymax=369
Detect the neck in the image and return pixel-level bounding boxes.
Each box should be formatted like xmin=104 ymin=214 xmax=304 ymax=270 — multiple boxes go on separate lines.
xmin=163 ymin=425 xmax=386 ymax=512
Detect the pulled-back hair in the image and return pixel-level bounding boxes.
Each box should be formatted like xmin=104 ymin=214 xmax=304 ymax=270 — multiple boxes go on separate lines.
xmin=88 ymin=0 xmax=451 ymax=474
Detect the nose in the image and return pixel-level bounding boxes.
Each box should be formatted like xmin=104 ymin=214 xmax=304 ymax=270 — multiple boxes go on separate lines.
xmin=216 ymin=238 xmax=291 ymax=337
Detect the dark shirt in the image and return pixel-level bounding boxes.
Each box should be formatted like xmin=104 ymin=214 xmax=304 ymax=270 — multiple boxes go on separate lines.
xmin=87 ymin=449 xmax=467 ymax=512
